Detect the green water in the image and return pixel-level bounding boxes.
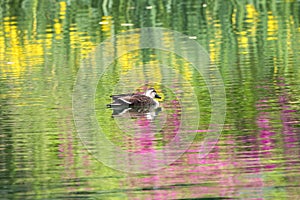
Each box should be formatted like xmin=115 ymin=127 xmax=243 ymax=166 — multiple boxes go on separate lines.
xmin=1 ymin=0 xmax=300 ymax=199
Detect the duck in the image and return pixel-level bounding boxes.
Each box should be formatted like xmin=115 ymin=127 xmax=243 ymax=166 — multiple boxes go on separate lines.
xmin=106 ymin=88 xmax=161 ymax=109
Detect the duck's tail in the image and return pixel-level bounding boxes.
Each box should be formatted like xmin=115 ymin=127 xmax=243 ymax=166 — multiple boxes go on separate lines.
xmin=106 ymin=103 xmax=130 ymax=108
xmin=107 ymin=98 xmax=132 ymax=108
xmin=106 ymin=104 xmax=112 ymax=108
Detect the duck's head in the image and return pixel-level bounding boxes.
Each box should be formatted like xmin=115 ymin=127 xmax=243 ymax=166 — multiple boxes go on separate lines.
xmin=145 ymin=88 xmax=161 ymax=99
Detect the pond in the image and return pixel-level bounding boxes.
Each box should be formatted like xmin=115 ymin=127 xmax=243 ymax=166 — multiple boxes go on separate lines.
xmin=1 ymin=0 xmax=300 ymax=199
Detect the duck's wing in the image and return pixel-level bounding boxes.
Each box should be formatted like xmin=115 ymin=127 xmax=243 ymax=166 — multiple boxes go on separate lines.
xmin=126 ymin=95 xmax=153 ymax=105
xmin=112 ymin=95 xmax=149 ymax=105
xmin=110 ymin=93 xmax=135 ymax=100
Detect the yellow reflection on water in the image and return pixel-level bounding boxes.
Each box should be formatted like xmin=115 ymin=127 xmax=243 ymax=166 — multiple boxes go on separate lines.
xmin=267 ymin=12 xmax=279 ymax=41
xmin=245 ymin=4 xmax=259 ymax=37
xmin=2 ymin=17 xmax=22 ymax=77
xmin=100 ymin=16 xmax=113 ymax=36
xmin=59 ymin=1 xmax=67 ymax=20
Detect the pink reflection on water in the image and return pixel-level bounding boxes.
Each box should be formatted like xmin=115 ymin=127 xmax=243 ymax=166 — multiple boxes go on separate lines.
xmin=135 ymin=116 xmax=155 ymax=154
xmin=125 ymin=138 xmax=266 ymax=199
xmin=277 ymin=78 xmax=300 ymax=167
xmin=255 ymin=78 xmax=300 ymax=176
xmin=58 ymin=115 xmax=80 ymax=192
xmin=256 ymin=82 xmax=278 ymax=158
xmin=58 ymin=113 xmax=93 ymax=192
xmin=187 ymin=129 xmax=213 ymax=133
xmin=256 ymin=113 xmax=276 ymax=154
xmin=119 ymin=99 xmax=183 ymax=173
xmin=123 ymin=79 xmax=300 ymax=199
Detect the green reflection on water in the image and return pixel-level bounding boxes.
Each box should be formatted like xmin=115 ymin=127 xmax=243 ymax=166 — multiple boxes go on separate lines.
xmin=0 ymin=0 xmax=300 ymax=199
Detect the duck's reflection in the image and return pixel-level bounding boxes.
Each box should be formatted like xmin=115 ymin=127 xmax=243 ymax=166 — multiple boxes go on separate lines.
xmin=109 ymin=105 xmax=162 ymax=121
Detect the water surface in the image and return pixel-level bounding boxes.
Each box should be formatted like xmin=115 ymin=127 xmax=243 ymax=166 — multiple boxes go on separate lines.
xmin=1 ymin=1 xmax=300 ymax=199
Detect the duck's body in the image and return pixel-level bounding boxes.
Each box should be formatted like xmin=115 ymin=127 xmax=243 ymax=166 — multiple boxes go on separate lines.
xmin=107 ymin=88 xmax=161 ymax=109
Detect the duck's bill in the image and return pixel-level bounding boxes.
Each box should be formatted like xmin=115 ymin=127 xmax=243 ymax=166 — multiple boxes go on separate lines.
xmin=155 ymin=94 xmax=162 ymax=99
